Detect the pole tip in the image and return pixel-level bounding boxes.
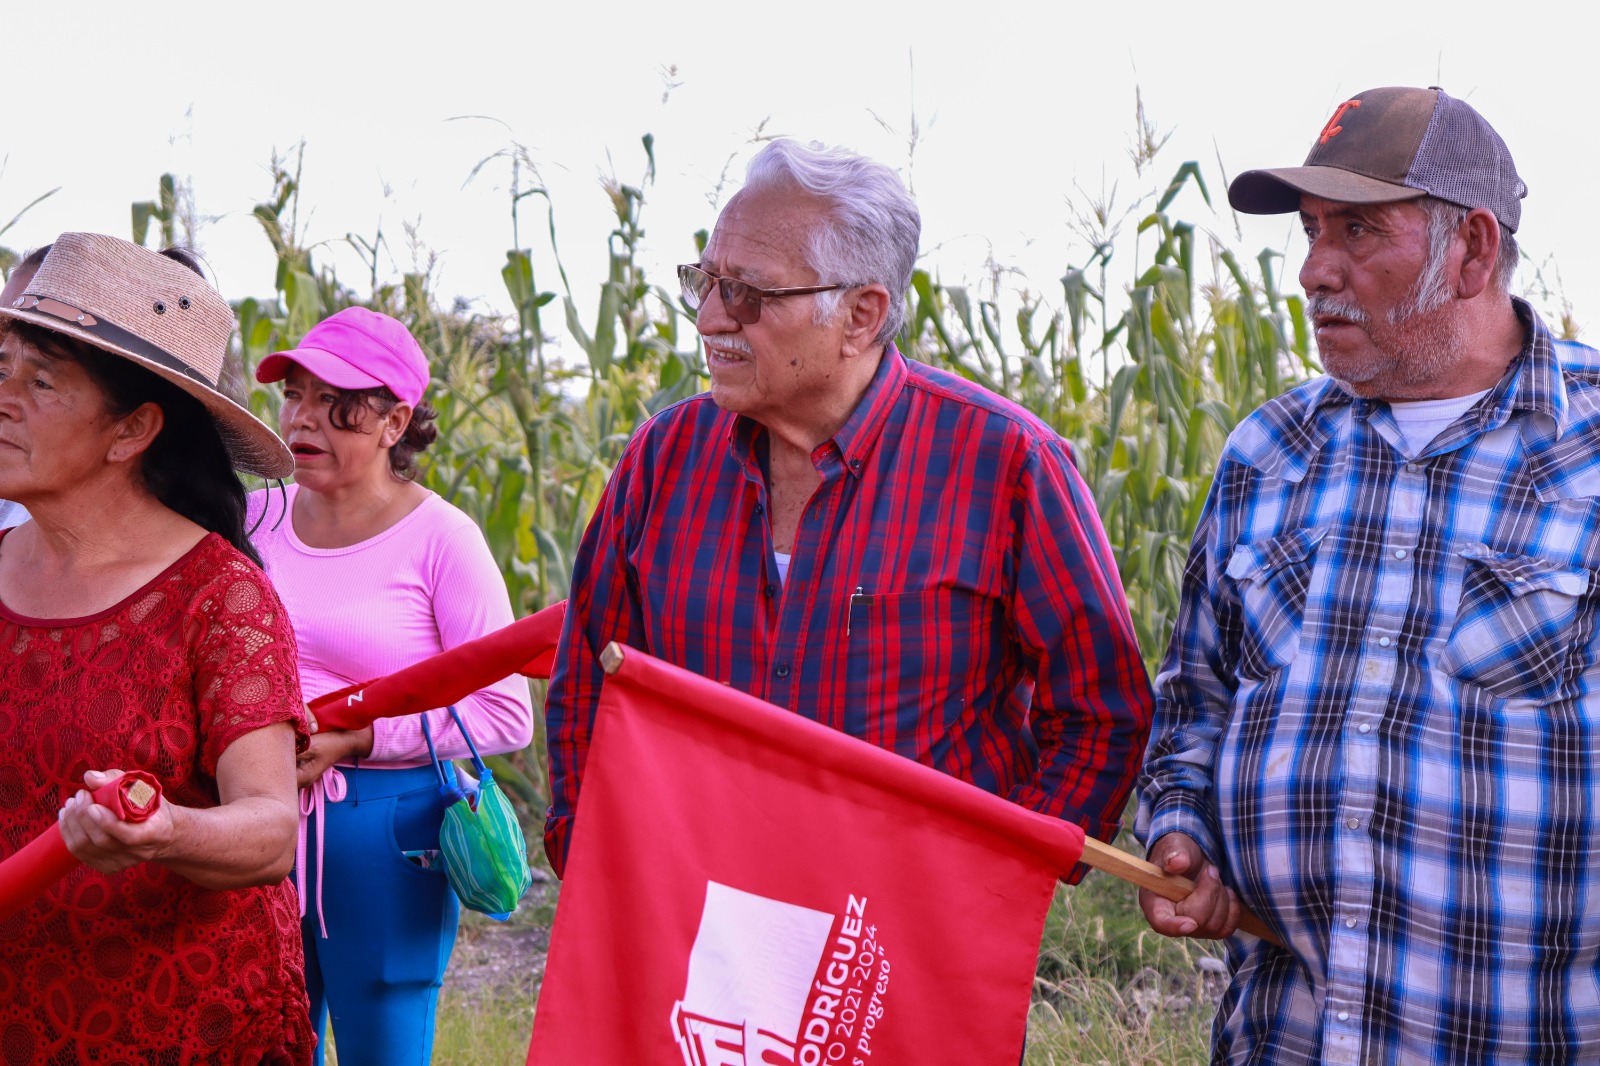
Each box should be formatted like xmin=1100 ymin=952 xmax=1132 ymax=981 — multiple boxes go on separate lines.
xmin=126 ymin=779 xmax=156 ymax=810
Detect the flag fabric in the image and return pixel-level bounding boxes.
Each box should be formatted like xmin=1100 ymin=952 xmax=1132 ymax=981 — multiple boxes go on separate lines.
xmin=309 ymin=600 xmax=565 ymax=731
xmin=0 ymin=771 xmax=163 ymax=924
xmin=527 ymin=644 xmax=1086 ymax=1066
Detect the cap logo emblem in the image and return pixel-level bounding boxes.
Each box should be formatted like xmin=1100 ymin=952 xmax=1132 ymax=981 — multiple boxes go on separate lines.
xmin=1319 ymin=99 xmax=1362 ymax=144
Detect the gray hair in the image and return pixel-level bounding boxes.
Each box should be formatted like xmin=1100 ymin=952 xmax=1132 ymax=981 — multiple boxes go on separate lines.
xmin=742 ymin=139 xmax=921 ymax=346
xmin=1401 ymin=197 xmax=1518 ymax=320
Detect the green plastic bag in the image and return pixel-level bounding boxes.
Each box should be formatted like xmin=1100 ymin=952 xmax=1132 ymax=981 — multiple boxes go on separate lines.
xmin=422 ymin=706 xmax=532 ymax=920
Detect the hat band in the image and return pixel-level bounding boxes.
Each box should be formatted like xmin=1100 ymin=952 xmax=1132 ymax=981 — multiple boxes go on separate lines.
xmin=15 ymin=294 xmax=215 ymax=388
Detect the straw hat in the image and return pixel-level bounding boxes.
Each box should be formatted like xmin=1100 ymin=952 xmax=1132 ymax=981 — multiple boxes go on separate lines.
xmin=0 ymin=232 xmax=292 ymax=478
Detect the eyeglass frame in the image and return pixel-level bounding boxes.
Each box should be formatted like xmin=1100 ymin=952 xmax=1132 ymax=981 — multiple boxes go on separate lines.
xmin=677 ymin=263 xmax=854 ymax=325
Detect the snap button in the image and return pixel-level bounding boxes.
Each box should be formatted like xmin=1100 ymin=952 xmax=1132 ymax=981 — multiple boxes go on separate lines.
xmin=775 ymin=663 xmax=790 ymax=679
xmin=152 ymin=301 xmax=167 ymax=314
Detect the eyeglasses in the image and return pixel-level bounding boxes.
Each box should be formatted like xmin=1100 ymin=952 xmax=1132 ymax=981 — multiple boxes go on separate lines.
xmin=677 ymin=263 xmax=850 ymax=325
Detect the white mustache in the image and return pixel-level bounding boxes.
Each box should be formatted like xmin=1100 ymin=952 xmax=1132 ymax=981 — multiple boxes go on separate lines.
xmin=1307 ymin=294 xmax=1370 ymax=326
xmin=707 ymin=335 xmax=753 ymax=355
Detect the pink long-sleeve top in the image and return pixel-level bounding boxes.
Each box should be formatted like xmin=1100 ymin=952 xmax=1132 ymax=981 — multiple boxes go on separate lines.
xmin=249 ymin=485 xmax=534 ymax=766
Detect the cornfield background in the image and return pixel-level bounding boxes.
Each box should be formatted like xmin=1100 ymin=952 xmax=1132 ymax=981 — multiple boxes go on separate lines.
xmin=2 ymin=125 xmax=1577 ymax=1064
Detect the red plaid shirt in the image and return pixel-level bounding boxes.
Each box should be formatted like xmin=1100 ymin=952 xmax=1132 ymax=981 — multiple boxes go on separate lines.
xmin=543 ymin=348 xmax=1152 ymax=876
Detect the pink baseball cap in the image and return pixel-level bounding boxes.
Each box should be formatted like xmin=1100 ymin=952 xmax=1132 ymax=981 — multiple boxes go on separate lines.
xmin=256 ymin=307 xmax=430 ymax=406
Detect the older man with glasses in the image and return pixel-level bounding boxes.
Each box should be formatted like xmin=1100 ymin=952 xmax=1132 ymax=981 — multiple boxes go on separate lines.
xmin=542 ymin=138 xmax=1152 ymax=883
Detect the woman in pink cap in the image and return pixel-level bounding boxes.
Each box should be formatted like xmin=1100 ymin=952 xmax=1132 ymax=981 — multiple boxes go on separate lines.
xmin=249 ymin=307 xmax=532 ymax=1066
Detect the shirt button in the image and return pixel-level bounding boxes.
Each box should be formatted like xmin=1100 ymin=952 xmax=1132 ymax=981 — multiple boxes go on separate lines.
xmin=1406 ymin=463 xmax=1420 ymax=473
xmin=775 ymin=663 xmax=790 ymax=679
xmin=1345 ymin=918 xmax=1357 ymax=928
xmin=849 ymin=458 xmax=862 ymax=471
xmin=1358 ymin=723 xmax=1371 ymax=734
xmin=754 ymin=502 xmax=765 ymax=515
xmin=763 ymin=584 xmax=776 ymax=599
xmin=1378 ymin=636 xmax=1391 ymax=648
xmin=1346 ymin=817 xmax=1361 ymax=830
xmin=1338 ymin=1011 xmax=1350 ymax=1022
xmin=1394 ymin=548 xmax=1407 ymax=559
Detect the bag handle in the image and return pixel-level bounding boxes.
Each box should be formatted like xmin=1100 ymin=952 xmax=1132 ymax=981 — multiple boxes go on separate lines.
xmin=443 ymin=704 xmax=490 ymax=778
xmin=420 ymin=712 xmax=464 ymax=803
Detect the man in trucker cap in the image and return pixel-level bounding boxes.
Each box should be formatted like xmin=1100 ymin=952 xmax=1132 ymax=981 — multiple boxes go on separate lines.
xmin=1137 ymin=86 xmax=1600 ymax=1065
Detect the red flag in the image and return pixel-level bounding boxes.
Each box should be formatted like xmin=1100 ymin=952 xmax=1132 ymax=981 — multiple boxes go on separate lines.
xmin=0 ymin=771 xmax=163 ymax=924
xmin=527 ymin=645 xmax=1085 ymax=1066
xmin=309 ymin=600 xmax=565 ymax=731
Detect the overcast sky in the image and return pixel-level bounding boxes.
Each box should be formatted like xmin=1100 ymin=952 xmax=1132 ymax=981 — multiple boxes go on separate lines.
xmin=6 ymin=1 xmax=1592 ymax=347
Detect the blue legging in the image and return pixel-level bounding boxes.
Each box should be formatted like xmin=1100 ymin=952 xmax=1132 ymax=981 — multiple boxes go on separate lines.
xmin=301 ymin=764 xmax=460 ymax=1066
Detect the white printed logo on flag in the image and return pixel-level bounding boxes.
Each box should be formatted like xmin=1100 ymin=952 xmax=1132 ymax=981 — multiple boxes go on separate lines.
xmin=671 ymin=881 xmax=835 ymax=1066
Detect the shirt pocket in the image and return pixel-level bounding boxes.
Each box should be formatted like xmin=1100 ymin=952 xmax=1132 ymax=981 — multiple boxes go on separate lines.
xmin=844 ymin=587 xmax=996 ymax=757
xmin=1441 ymin=544 xmax=1592 ymax=701
xmin=1224 ymin=526 xmax=1326 ymax=682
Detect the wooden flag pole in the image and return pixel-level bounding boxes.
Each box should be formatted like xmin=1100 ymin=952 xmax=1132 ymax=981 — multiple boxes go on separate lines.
xmin=1080 ymin=835 xmax=1280 ymax=945
xmin=599 ymin=642 xmax=1281 ymax=947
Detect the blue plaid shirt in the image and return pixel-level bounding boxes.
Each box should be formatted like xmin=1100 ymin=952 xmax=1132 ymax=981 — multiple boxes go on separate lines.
xmin=1139 ymin=302 xmax=1600 ymax=1065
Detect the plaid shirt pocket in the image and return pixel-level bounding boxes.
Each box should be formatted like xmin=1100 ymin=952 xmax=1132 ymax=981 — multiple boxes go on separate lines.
xmin=844 ymin=586 xmax=996 ymax=758
xmin=1224 ymin=527 xmax=1327 ymax=683
xmin=1442 ymin=544 xmax=1593 ymax=701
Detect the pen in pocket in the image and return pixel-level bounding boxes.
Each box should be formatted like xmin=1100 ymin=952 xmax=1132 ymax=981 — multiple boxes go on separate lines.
xmin=847 ymin=586 xmax=867 ymax=635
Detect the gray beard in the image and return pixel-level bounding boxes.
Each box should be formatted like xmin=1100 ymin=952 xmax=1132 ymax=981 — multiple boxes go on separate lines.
xmin=1310 ymin=293 xmax=1468 ymax=399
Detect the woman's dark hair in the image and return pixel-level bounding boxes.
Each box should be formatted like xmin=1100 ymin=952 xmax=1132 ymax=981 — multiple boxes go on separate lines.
xmin=12 ymin=243 xmax=51 ymax=275
xmin=326 ymin=386 xmax=439 ymax=481
xmin=6 ymin=318 xmax=264 ymax=567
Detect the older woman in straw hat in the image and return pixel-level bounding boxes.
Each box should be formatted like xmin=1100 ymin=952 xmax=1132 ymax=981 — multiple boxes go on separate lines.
xmin=0 ymin=233 xmax=313 ymax=1064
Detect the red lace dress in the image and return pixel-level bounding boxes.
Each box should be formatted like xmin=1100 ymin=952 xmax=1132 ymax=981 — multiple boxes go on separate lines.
xmin=0 ymin=532 xmax=314 ymax=1065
